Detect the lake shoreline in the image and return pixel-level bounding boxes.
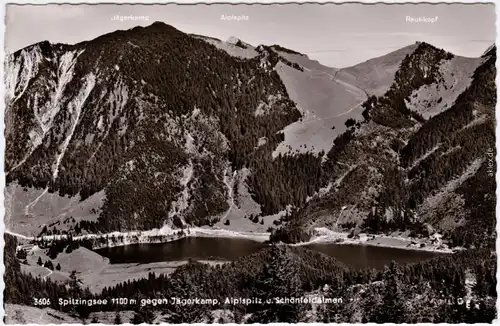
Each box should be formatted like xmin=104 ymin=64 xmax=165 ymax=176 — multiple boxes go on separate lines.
xmin=16 ymin=227 xmax=452 ymax=293
xmin=12 ymin=225 xmax=458 ymax=254
xmin=296 ymin=227 xmax=457 ymax=254
xmin=189 ymin=226 xmax=457 ymax=254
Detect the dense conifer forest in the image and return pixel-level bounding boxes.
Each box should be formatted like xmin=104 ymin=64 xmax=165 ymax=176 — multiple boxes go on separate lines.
xmin=4 ymin=20 xmax=497 ymax=323
xmin=4 ymin=234 xmax=496 ymax=323
xmin=269 ymin=43 xmax=496 ymax=250
xmin=7 ymin=22 xmax=304 ymax=231
xmin=6 ymin=23 xmax=495 ymax=248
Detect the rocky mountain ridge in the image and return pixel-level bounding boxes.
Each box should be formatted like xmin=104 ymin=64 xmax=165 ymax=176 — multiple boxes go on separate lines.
xmin=5 ymin=22 xmax=496 ymax=251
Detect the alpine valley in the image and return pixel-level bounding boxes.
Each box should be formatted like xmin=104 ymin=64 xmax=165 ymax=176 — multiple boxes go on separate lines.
xmin=4 ymin=22 xmax=496 ymax=323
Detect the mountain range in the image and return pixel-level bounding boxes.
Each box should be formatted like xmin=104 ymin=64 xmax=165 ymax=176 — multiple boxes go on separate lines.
xmin=5 ymin=21 xmax=496 ymax=250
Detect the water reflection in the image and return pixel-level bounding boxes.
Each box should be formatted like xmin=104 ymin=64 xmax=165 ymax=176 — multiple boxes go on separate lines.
xmin=96 ymin=237 xmax=443 ymax=270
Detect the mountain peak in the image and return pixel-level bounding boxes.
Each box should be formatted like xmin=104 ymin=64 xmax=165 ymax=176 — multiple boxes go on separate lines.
xmin=482 ymin=43 xmax=496 ymax=57
xmin=10 ymin=40 xmax=55 ymax=57
xmin=414 ymin=41 xmax=439 ymax=51
xmin=225 ymin=36 xmax=252 ymax=49
xmin=144 ymin=21 xmax=180 ymax=32
xmin=270 ymin=44 xmax=303 ymax=56
xmin=151 ymin=21 xmax=167 ymax=27
xmin=226 ymin=36 xmax=240 ymax=44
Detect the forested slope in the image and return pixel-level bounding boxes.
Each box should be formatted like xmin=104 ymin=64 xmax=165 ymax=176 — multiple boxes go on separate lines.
xmin=6 ymin=22 xmax=309 ymax=232
xmin=271 ymin=43 xmax=496 ymax=249
xmin=4 ymin=234 xmax=495 ymax=323
xmin=5 ymin=23 xmax=496 ymax=252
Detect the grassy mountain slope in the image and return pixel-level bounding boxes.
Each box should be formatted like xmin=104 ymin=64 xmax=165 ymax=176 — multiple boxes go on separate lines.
xmin=271 ymin=43 xmax=496 ymax=249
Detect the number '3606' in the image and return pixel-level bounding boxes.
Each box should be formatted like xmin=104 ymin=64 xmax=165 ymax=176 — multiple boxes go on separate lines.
xmin=33 ymin=298 xmax=51 ymax=306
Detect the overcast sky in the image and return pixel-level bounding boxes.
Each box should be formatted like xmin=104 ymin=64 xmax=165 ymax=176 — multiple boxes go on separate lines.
xmin=5 ymin=3 xmax=496 ymax=68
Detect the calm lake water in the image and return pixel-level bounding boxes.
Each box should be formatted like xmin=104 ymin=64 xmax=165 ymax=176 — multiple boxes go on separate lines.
xmin=96 ymin=237 xmax=442 ymax=270
xmin=306 ymin=243 xmax=442 ymax=270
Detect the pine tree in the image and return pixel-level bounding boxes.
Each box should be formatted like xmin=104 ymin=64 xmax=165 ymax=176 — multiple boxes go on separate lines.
xmin=69 ymin=270 xmax=80 ymax=296
xmin=132 ymin=312 xmax=144 ymax=325
xmin=451 ymin=270 xmax=466 ymax=299
xmin=16 ymin=248 xmax=27 ymax=260
xmin=44 ymin=260 xmax=54 ymax=270
xmin=248 ymin=246 xmax=307 ymax=323
xmin=372 ymin=261 xmax=406 ymax=323
xmin=114 ymin=312 xmax=122 ymax=324
xmin=37 ymin=257 xmax=43 ymax=266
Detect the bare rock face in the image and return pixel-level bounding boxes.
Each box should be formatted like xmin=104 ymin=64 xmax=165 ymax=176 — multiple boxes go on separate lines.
xmin=5 ymin=22 xmax=496 ymax=252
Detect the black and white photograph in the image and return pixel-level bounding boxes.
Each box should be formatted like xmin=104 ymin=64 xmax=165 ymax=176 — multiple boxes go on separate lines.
xmin=3 ymin=2 xmax=497 ymax=324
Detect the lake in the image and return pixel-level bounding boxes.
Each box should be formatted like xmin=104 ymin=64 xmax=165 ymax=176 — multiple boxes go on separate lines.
xmin=306 ymin=242 xmax=442 ymax=269
xmin=95 ymin=237 xmax=444 ymax=270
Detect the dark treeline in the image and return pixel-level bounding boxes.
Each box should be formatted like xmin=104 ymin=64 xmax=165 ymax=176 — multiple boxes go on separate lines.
xmin=367 ymin=45 xmax=496 ymax=248
xmin=401 ymin=44 xmax=496 ymax=167
xmin=82 ymin=247 xmax=500 ymax=323
xmin=271 ymin=44 xmax=495 ymax=249
xmin=320 ymin=249 xmax=496 ymax=323
xmin=269 ymin=44 xmax=303 ymax=55
xmin=4 ymin=29 xmax=497 ymax=323
xmin=407 ymin=122 xmax=494 ymax=208
xmin=256 ymin=45 xmax=304 ymax=71
xmin=247 ymin=152 xmax=325 ymax=214
xmin=445 ymin=162 xmax=496 ymax=248
xmin=7 ymin=22 xmax=304 ymax=232
xmin=5 ymin=236 xmax=495 ymax=323
xmin=362 ymin=42 xmax=451 ymax=129
xmin=326 ymin=128 xmax=355 ymax=163
xmin=4 ymin=234 xmax=92 ymax=318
